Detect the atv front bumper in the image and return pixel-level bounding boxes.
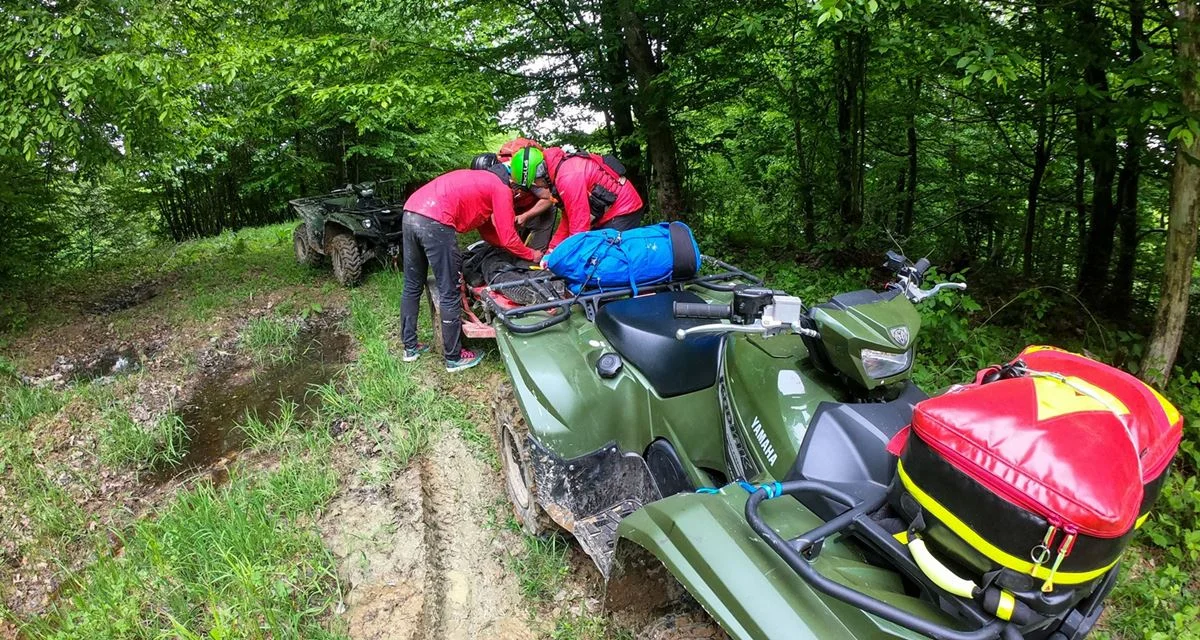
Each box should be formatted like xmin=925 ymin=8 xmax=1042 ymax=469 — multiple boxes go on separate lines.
xmin=615 ymin=488 xmax=938 ymax=640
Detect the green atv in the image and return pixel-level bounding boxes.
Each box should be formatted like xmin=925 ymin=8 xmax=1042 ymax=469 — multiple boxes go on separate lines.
xmin=289 ymin=182 xmax=403 ymax=286
xmin=486 ymin=253 xmax=1115 ymax=640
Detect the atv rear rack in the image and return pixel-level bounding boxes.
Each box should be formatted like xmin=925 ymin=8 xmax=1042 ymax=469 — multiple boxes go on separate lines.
xmin=481 ymin=256 xmax=761 ymax=334
xmin=744 ymin=482 xmax=1113 ymax=640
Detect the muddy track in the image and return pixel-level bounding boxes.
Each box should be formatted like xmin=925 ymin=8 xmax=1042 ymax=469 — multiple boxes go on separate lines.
xmin=417 ymin=458 xmax=447 ymax=640
xmin=323 ymin=430 xmax=534 ymax=640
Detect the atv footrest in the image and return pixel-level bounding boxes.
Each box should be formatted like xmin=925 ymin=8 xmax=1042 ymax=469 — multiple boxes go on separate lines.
xmin=575 ymin=499 xmax=643 ymax=578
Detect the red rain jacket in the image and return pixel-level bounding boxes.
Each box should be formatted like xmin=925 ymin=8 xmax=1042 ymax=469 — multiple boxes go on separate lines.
xmin=403 ymin=170 xmax=535 ymax=261
xmin=544 ymin=147 xmax=644 ymax=249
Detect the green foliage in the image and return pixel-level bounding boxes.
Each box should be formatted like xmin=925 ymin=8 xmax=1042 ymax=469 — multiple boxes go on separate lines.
xmin=236 ymin=399 xmax=303 ymax=451
xmin=551 ymin=614 xmax=632 ymax=640
xmin=240 ymin=316 xmax=302 ymax=364
xmin=510 ymin=534 xmax=571 ymax=603
xmin=22 ymin=459 xmax=343 ymax=640
xmin=98 ymin=409 xmax=189 ymax=472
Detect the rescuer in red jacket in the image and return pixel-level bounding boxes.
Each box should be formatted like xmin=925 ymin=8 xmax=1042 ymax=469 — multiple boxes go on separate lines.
xmin=497 ymin=138 xmax=556 ymax=250
xmin=400 ymin=152 xmax=546 ymax=372
xmin=543 ymin=146 xmax=645 ymax=250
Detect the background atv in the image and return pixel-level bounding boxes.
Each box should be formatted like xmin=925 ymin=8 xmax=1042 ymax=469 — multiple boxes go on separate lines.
xmin=485 ymin=255 xmax=1116 ymax=640
xmin=289 ymin=182 xmax=403 ymax=286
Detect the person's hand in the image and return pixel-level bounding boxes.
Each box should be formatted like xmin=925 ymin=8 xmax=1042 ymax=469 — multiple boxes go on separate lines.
xmin=530 ymin=249 xmax=545 ymax=263
xmin=515 ymin=212 xmax=531 ymax=226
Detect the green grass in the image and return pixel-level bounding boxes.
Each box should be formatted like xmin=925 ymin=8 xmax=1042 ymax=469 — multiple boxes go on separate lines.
xmin=240 ymin=316 xmax=301 ymax=364
xmin=98 ymin=407 xmax=189 ymax=471
xmin=510 ymin=533 xmax=571 ymax=603
xmin=551 ymin=614 xmax=633 ymax=640
xmin=235 ymin=397 xmax=302 ymax=450
xmin=315 ymin=271 xmax=484 ymax=483
xmin=0 ymin=222 xmax=505 ymax=638
xmin=19 ymin=456 xmax=344 ymax=640
xmin=0 ymin=384 xmax=87 ymax=547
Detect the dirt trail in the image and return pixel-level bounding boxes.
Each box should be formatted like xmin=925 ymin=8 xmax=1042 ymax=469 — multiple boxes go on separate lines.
xmin=322 ymin=430 xmax=536 ymax=640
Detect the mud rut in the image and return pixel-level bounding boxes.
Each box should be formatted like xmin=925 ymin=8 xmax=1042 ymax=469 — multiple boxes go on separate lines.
xmin=323 ymin=431 xmax=536 ymax=640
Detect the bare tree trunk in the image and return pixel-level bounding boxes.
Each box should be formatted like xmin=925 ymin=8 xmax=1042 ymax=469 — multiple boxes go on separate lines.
xmin=618 ymin=0 xmax=685 ymax=220
xmin=1074 ymin=113 xmax=1088 ymax=254
xmin=1112 ymin=0 xmax=1147 ymax=314
xmin=1140 ymin=0 xmax=1200 ymax=386
xmin=835 ymin=32 xmax=866 ymax=229
xmin=599 ymin=0 xmax=645 ymax=196
xmin=792 ymin=118 xmax=817 ymax=244
xmin=1075 ymin=0 xmax=1119 ymax=303
xmin=1023 ymin=124 xmax=1049 ymax=279
xmin=902 ymin=79 xmax=919 ymax=237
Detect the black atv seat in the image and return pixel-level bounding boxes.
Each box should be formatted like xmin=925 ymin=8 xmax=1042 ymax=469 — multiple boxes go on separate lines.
xmin=595 ymin=291 xmax=722 ymax=398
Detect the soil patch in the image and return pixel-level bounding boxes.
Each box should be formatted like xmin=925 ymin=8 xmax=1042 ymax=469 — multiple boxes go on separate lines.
xmin=87 ymin=280 xmax=163 ymax=315
xmin=322 ymin=430 xmax=535 ymax=640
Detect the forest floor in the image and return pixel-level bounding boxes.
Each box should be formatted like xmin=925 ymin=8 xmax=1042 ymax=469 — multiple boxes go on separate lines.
xmin=0 ymin=223 xmax=721 ymax=639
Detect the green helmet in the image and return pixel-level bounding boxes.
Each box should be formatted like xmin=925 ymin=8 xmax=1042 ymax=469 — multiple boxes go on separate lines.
xmin=509 ymin=146 xmax=545 ymax=188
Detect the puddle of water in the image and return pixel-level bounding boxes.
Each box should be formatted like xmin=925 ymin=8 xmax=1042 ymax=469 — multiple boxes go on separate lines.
xmin=158 ymin=323 xmax=351 ymax=480
xmin=69 ymin=348 xmax=141 ymax=383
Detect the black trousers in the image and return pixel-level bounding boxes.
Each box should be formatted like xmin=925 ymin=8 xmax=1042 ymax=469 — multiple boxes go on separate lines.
xmin=400 ymin=212 xmax=462 ymax=360
xmin=518 ymin=207 xmax=557 ymax=252
xmin=595 ymin=207 xmax=645 ymax=232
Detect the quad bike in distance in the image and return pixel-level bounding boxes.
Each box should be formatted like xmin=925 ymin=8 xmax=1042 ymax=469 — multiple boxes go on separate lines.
xmin=487 ymin=253 xmax=1118 ymax=640
xmin=290 ymin=181 xmax=403 ymax=286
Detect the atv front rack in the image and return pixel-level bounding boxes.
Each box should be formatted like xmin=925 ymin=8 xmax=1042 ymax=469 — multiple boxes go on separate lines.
xmin=481 ymin=256 xmax=761 ymax=334
xmin=743 ymin=482 xmax=1112 ymax=640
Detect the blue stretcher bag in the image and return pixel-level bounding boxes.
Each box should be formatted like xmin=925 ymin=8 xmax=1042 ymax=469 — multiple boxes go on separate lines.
xmin=544 ymin=222 xmax=702 ymax=293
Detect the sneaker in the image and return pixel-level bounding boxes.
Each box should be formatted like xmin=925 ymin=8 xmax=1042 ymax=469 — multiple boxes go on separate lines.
xmin=402 ymin=344 xmax=430 ymax=362
xmin=445 ymin=349 xmax=484 ymax=372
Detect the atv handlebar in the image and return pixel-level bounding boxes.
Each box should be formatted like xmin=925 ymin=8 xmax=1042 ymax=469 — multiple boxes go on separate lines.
xmin=673 ymin=302 xmax=733 ymax=320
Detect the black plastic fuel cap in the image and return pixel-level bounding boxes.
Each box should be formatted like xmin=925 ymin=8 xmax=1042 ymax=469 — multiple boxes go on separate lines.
xmin=596 ymin=352 xmax=623 ymax=378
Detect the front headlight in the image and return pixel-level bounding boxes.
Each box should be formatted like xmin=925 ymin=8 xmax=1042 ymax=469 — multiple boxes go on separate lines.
xmin=361 ymin=218 xmax=373 ymax=229
xmin=861 ymin=348 xmax=912 ymax=379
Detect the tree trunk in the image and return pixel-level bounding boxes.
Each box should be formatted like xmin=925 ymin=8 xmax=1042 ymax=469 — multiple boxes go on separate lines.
xmin=1075 ymin=1 xmax=1119 ymax=303
xmin=618 ymin=0 xmax=685 ymax=220
xmin=1074 ymin=112 xmax=1089 ymax=254
xmin=1023 ymin=132 xmax=1049 ymax=280
xmin=792 ymin=117 xmax=816 ymax=244
xmin=1139 ymin=0 xmax=1200 ymax=386
xmin=1112 ymin=0 xmax=1147 ymax=314
xmin=599 ymin=0 xmax=645 ymax=196
xmin=902 ymin=79 xmax=919 ymax=237
xmin=1024 ymin=27 xmax=1051 ymax=280
xmin=835 ymin=32 xmax=866 ymax=229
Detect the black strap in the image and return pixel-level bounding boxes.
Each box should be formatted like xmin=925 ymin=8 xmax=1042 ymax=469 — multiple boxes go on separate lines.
xmin=668 ymin=221 xmax=697 ymax=280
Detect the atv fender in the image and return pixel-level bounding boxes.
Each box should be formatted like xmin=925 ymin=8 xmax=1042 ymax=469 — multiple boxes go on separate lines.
xmin=612 ymin=488 xmax=943 ymax=640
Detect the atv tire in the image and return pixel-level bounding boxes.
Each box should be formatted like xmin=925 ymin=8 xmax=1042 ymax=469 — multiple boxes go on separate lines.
xmin=293 ymin=224 xmax=321 ymax=266
xmin=493 ymin=382 xmax=554 ymax=536
xmin=328 ymin=232 xmax=365 ymax=287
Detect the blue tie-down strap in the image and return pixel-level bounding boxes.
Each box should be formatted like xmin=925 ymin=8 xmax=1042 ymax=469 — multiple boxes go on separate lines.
xmin=695 ymin=482 xmax=785 ymax=499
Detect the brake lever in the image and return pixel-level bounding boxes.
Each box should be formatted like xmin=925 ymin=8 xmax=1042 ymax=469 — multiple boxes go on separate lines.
xmin=910 ymin=281 xmax=966 ymax=302
xmin=675 ymin=323 xmax=767 ymax=340
xmin=675 ymin=321 xmax=819 ymax=340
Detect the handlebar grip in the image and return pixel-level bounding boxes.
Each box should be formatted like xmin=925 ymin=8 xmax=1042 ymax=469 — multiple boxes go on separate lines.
xmin=913 ymin=258 xmax=931 ymax=276
xmin=673 ymin=302 xmax=732 ymax=320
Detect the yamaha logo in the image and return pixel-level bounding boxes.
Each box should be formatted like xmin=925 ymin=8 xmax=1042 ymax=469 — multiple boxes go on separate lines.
xmin=890 ymin=326 xmax=910 ymax=347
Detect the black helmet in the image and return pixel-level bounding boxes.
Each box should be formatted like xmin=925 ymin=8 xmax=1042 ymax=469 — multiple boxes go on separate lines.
xmin=471 ymin=152 xmax=499 ymax=171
